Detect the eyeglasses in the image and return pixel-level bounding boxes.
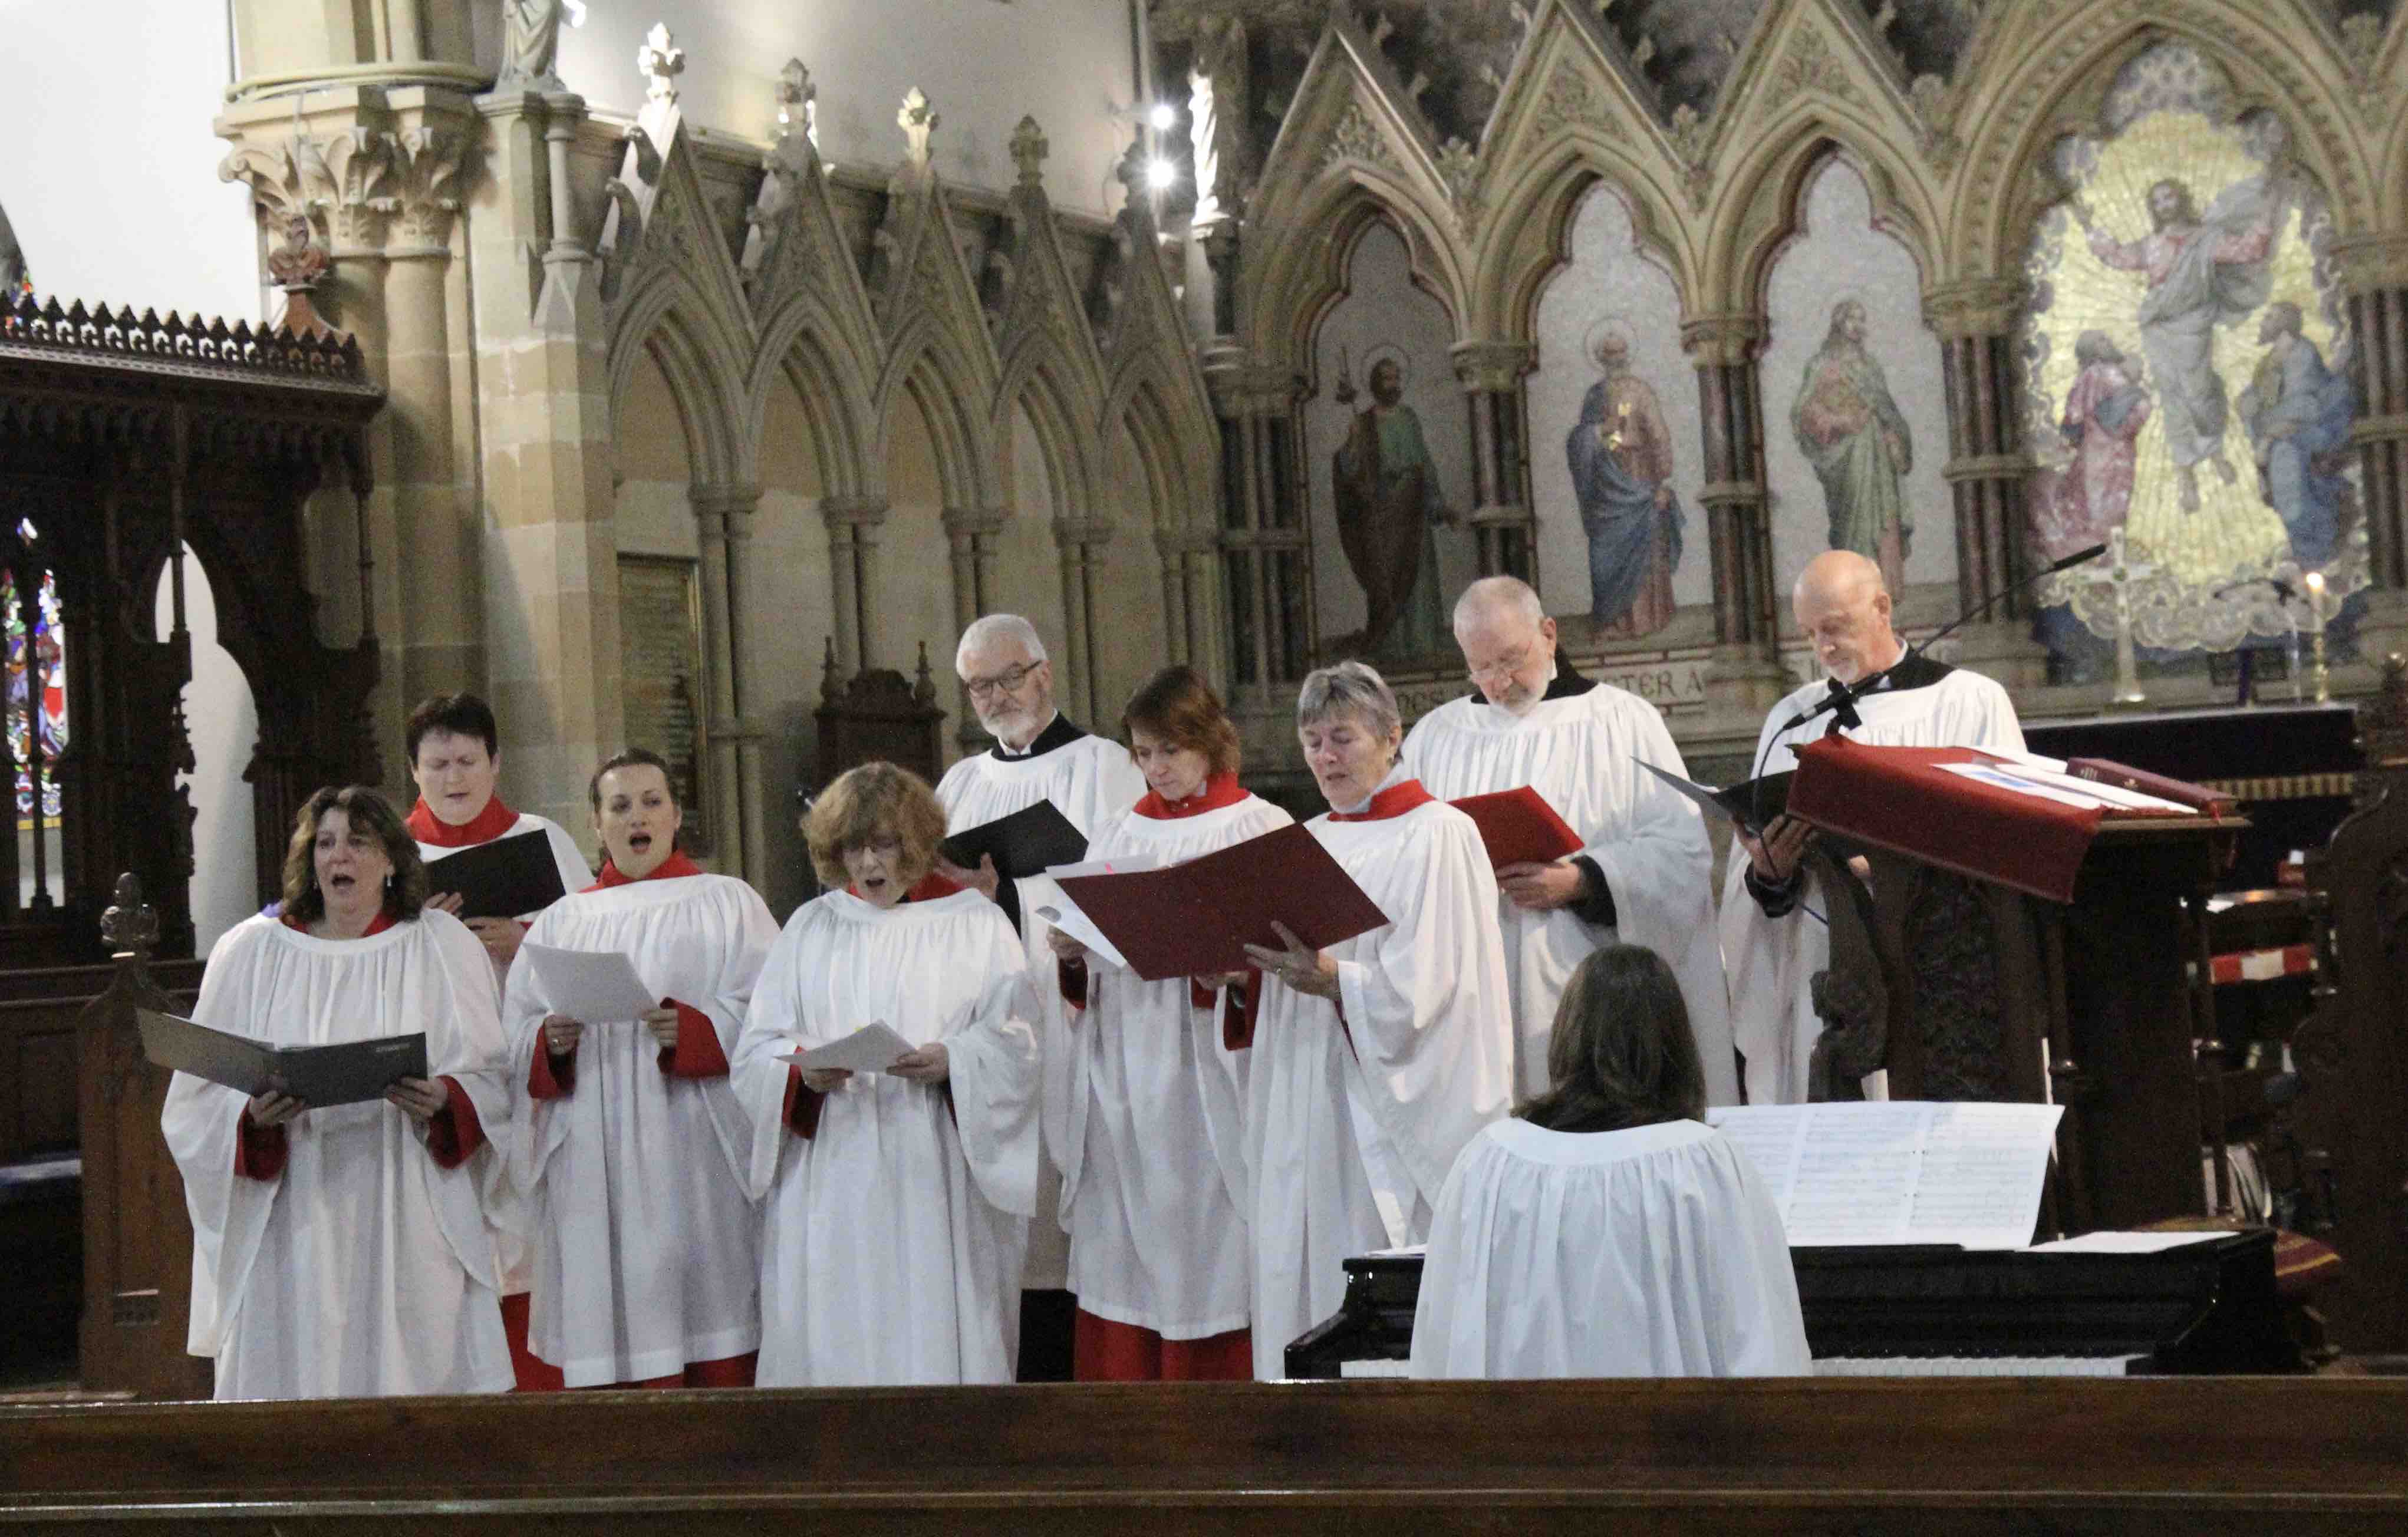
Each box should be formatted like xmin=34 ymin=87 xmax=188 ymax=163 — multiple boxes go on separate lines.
xmin=963 ymin=661 xmax=1040 ymax=701
xmin=1465 ymin=645 xmax=1532 ymax=684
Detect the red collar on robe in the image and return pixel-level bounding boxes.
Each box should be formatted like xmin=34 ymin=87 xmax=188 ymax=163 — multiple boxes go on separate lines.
xmin=1327 ymin=778 xmax=1437 ymax=823
xmin=406 ymin=794 xmax=518 ymax=847
xmin=588 ymin=850 xmax=704 ymax=891
xmin=282 ymin=909 xmax=398 ymax=937
xmin=844 ymin=871 xmax=963 ymax=903
xmin=1135 ymin=771 xmax=1247 ymax=820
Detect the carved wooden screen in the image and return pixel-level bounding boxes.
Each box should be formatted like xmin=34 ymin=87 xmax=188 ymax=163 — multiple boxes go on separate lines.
xmin=618 ymin=553 xmax=711 ymax=854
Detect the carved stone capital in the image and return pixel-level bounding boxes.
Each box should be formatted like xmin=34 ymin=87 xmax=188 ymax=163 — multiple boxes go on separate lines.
xmin=1201 ymin=352 xmax=1305 ymax=416
xmin=821 ymin=493 xmax=891 ymax=528
xmin=1680 ymin=314 xmax=1765 ymax=367
xmin=2332 ymin=235 xmax=2408 ymax=295
xmin=1053 ymin=517 xmax=1116 ymax=549
xmin=943 ymin=506 xmax=1008 ymax=541
xmin=219 ymin=96 xmax=474 ymax=261
xmin=1922 ymin=278 xmax=2027 ymax=340
xmin=1155 ymin=527 xmax=1219 ymax=559
xmin=1451 ymin=339 xmax=1536 ymax=394
xmin=692 ymin=482 xmax=765 ymax=520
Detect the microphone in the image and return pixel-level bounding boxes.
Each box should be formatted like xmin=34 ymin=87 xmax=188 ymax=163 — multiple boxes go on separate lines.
xmin=1778 ymin=543 xmax=2108 ymax=735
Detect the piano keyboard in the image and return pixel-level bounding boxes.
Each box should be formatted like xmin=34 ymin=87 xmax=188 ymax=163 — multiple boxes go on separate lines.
xmin=1814 ymin=1354 xmax=2150 ymax=1377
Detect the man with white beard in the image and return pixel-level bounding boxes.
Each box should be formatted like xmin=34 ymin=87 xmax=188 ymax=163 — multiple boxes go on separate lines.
xmin=1402 ymin=576 xmax=1734 ymax=1104
xmin=1721 ymin=550 xmax=2024 ymax=1105
xmin=933 ymin=614 xmax=1145 ymax=1378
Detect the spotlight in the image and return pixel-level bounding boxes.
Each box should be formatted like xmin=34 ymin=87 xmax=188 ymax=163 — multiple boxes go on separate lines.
xmin=1146 ymin=158 xmax=1178 ymax=191
xmin=1148 ymin=103 xmax=1178 ymax=130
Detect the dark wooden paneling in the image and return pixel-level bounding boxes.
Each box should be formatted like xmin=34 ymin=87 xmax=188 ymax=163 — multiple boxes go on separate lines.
xmin=0 ymin=1378 xmax=2403 ymax=1533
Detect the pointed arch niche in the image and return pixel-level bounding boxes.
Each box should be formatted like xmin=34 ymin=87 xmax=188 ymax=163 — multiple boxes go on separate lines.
xmin=1525 ymin=182 xmax=1713 ymax=648
xmin=1304 ymin=219 xmax=1477 ymax=665
xmin=879 ymin=377 xmax=961 ymax=714
xmin=750 ymin=374 xmax=838 ymax=912
xmin=1760 ymin=155 xmax=1958 ymax=624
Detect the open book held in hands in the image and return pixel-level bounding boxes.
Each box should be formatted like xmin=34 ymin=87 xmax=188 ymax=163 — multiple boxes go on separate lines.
xmin=421 ymin=829 xmax=569 ymax=919
xmin=138 ymin=1008 xmax=429 ymax=1107
xmin=1639 ymin=761 xmax=1793 ymax=834
xmin=1050 ymin=822 xmax=1389 ymax=982
xmin=937 ymin=801 xmax=1089 ymax=882
xmin=1450 ymin=786 xmax=1584 ymax=870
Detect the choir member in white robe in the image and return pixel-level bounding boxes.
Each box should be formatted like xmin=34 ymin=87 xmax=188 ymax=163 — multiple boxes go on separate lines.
xmin=1721 ymin=550 xmax=2025 ymax=1105
xmin=1241 ymin=662 xmax=1513 ymax=1380
xmin=932 ymin=612 xmax=1145 ymax=1377
xmin=402 ymin=691 xmax=591 ymax=1390
xmin=1404 ymin=576 xmax=1735 ymax=1104
xmin=737 ymin=761 xmax=1040 ymax=1386
xmin=503 ymin=748 xmax=776 ymax=1388
xmin=1045 ymin=665 xmax=1289 ymax=1380
xmin=163 ymin=786 xmax=514 ymax=1399
xmin=1411 ymin=944 xmax=1807 ymax=1378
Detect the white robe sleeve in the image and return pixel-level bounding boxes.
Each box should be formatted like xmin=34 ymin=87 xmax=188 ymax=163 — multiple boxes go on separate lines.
xmin=1580 ymin=706 xmax=1738 ymax=1106
xmin=683 ymin=880 xmax=783 ymax=1187
xmin=941 ymin=935 xmax=1041 ymax=1221
xmin=732 ymin=909 xmax=815 ymax=1203
xmin=417 ymin=909 xmax=516 ymax=1289
xmin=161 ymin=921 xmax=276 ymax=1357
xmin=500 ymin=905 xmax=574 ymax=1193
xmin=1332 ymin=811 xmax=1515 ymax=1201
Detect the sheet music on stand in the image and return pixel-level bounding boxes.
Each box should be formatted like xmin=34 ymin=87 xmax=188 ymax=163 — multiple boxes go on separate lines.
xmin=1706 ymin=1101 xmax=2064 ymax=1250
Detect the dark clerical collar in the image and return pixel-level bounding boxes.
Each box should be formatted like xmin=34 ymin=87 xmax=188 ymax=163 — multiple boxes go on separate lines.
xmin=991 ymin=712 xmax=1085 ymax=761
xmin=1873 ymin=650 xmax=1954 ymax=694
xmin=1470 ymin=660 xmax=1597 ymax=707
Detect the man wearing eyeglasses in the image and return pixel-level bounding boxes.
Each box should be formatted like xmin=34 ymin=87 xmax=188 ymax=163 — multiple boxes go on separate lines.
xmin=933 ymin=612 xmax=1146 ymax=1381
xmin=1401 ymin=576 xmax=1735 ymax=1107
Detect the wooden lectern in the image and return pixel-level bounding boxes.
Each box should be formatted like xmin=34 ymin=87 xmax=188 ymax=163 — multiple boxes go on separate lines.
xmin=1788 ymin=740 xmax=2244 ymax=1233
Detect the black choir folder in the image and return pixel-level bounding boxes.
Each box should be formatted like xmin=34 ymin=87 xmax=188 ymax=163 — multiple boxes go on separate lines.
xmin=1050 ymin=822 xmax=1389 ymax=982
xmin=423 ymin=829 xmax=571 ymax=920
xmin=938 ymin=800 xmax=1089 ymax=882
xmin=137 ymin=1008 xmax=429 ymax=1107
xmin=1640 ymin=761 xmax=1793 ymax=833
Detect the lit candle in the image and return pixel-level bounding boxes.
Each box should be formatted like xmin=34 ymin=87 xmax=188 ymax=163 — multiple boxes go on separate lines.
xmin=2304 ymin=571 xmax=2331 ymax=704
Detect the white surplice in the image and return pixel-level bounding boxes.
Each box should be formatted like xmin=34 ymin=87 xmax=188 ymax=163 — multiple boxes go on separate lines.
xmin=1404 ymin=678 xmax=1737 ymax=1105
xmin=934 ymin=724 xmax=1146 ymax=1291
xmin=502 ymin=871 xmax=777 ymax=1386
xmin=162 ymin=909 xmax=513 ymax=1399
xmin=1409 ymin=1117 xmax=1809 ymax=1379
xmin=1061 ymin=789 xmax=1292 ymax=1341
xmin=735 ymin=887 xmax=1040 ymax=1386
xmin=1719 ymin=665 xmax=2026 ymax=1105
xmin=418 ymin=810 xmax=591 ymax=1299
xmin=1243 ymin=781 xmax=1513 ymax=1380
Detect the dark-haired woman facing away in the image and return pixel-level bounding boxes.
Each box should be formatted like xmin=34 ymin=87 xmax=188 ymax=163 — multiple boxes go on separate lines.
xmin=1409 ymin=944 xmax=1808 ymax=1379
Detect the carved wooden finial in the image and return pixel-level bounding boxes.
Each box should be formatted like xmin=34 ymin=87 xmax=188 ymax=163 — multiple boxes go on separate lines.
xmin=638 ymin=23 xmax=685 ymax=105
xmin=1010 ymin=116 xmax=1049 ymax=189
xmin=100 ymin=872 xmax=158 ymax=958
xmin=821 ymin=635 xmax=841 ymax=702
xmin=914 ymin=640 xmax=937 ymax=706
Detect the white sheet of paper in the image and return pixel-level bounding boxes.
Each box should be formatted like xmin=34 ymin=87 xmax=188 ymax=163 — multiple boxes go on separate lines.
xmin=1707 ymin=1101 xmax=2064 ymax=1250
xmin=1034 ymin=901 xmax=1129 ymax=971
xmin=2023 ymin=1230 xmax=2238 ymax=1255
xmin=521 ymin=942 xmax=658 ymax=1024
xmin=1939 ymin=762 xmax=2126 ymax=811
xmin=780 ymin=1021 xmax=915 ymax=1075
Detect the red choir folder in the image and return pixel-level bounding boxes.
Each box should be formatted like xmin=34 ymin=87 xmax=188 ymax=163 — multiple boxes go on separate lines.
xmin=1050 ymin=822 xmax=1392 ymax=982
xmin=1787 ymin=738 xmax=2105 ymax=903
xmin=1450 ymin=787 xmax=1585 ymax=870
xmin=2064 ymin=757 xmax=2236 ymax=817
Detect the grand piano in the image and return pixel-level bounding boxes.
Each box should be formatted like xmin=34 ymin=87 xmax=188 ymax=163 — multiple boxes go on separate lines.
xmin=1286 ymin=1231 xmax=2300 ymax=1379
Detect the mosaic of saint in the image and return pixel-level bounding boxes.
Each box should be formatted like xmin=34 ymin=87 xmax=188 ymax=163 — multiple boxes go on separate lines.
xmin=2021 ymin=42 xmax=2363 ymax=664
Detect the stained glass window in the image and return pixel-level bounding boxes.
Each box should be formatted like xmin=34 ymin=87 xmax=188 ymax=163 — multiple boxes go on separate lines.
xmin=4 ymin=565 xmax=67 ymax=828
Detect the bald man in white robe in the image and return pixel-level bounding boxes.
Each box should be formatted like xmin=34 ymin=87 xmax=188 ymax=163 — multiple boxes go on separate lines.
xmin=1402 ymin=578 xmax=1734 ymax=1104
xmin=1721 ymin=551 xmax=2024 ymax=1104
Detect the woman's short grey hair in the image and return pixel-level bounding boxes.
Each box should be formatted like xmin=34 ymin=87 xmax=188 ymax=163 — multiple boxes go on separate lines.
xmin=1296 ymin=661 xmax=1401 ymax=740
xmin=955 ymin=612 xmax=1047 ymax=673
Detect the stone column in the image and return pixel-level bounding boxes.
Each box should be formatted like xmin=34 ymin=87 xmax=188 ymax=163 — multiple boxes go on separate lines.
xmin=943 ymin=506 xmax=1006 ymax=745
xmin=1926 ymin=278 xmax=2049 ymax=689
xmin=1683 ymin=314 xmax=1788 ymax=715
xmin=712 ymin=483 xmax=771 ymax=883
xmin=1155 ymin=527 xmax=1220 ymax=669
xmin=820 ymin=494 xmax=890 ymax=674
xmin=1451 ymin=340 xmax=1539 ymax=586
xmin=2337 ymin=235 xmax=2408 ymax=666
xmin=691 ymin=484 xmax=746 ymax=875
xmin=1055 ymin=517 xmax=1114 ymax=726
xmin=1201 ymin=348 xmax=1312 ymax=697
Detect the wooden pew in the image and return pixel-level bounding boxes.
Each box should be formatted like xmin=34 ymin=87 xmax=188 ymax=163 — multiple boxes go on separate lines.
xmin=1 ymin=1377 xmax=2403 ymax=1532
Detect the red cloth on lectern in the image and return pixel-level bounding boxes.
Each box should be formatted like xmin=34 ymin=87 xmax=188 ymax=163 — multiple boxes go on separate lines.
xmin=1787 ymin=738 xmax=2101 ymax=903
xmin=1072 ymin=1310 xmax=1252 ymax=1381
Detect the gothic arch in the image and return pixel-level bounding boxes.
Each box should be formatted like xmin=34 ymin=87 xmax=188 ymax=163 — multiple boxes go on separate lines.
xmin=1105 ymin=359 xmax=1216 ymax=535
xmin=876 ymin=321 xmax=996 ymax=513
xmin=994 ymin=342 xmax=1102 ymax=526
xmin=1710 ymin=121 xmax=1945 ymax=320
xmin=1246 ymin=173 xmax=1467 ymax=380
xmin=607 ymin=276 xmax=749 ymax=490
xmin=746 ymin=295 xmax=877 ymax=500
xmin=1946 ymin=7 xmax=2378 ymax=281
xmin=1476 ymin=147 xmax=1701 ymax=351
